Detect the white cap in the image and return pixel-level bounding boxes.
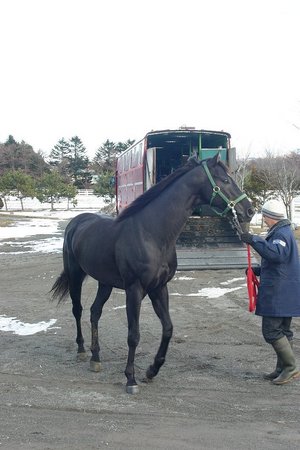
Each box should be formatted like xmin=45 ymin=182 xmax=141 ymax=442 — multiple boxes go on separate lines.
xmin=261 ymin=200 xmax=286 ymax=220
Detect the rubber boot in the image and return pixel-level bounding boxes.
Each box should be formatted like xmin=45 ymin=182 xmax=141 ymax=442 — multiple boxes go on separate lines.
xmin=263 ymin=357 xmax=282 ymax=380
xmin=263 ymin=340 xmax=293 ymax=380
xmin=271 ymin=337 xmax=300 ymax=385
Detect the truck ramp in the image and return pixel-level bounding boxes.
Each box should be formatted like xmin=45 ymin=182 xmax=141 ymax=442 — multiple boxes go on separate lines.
xmin=176 ymin=216 xmax=258 ymax=270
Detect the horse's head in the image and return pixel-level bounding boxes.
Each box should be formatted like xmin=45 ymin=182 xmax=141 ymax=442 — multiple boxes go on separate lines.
xmin=199 ymin=153 xmax=254 ymax=232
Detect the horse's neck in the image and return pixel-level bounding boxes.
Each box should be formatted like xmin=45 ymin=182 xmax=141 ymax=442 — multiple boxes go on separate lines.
xmin=143 ymin=170 xmax=205 ymax=243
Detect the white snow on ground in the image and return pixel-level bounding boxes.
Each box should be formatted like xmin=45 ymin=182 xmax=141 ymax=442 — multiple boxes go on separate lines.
xmin=1 ymin=191 xmax=105 ymax=212
xmin=0 ymin=218 xmax=61 ymax=240
xmin=187 ymin=286 xmax=244 ymax=298
xmin=220 ymin=277 xmax=245 ymax=285
xmin=0 ymin=316 xmax=59 ymax=335
xmin=0 ymin=194 xmax=106 ymax=251
xmin=0 ymin=215 xmax=75 ymax=254
xmin=169 ymin=286 xmax=245 ymax=299
xmin=0 ymin=237 xmax=64 ymax=254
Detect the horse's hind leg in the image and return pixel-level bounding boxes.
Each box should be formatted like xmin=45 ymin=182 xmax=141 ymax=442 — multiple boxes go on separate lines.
xmin=90 ymin=283 xmax=112 ymax=372
xmin=68 ymin=267 xmax=87 ymax=361
xmin=146 ymin=284 xmax=173 ymax=381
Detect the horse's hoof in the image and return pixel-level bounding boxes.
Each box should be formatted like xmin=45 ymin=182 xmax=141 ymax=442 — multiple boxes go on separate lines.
xmin=77 ymin=352 xmax=87 ymax=362
xmin=146 ymin=368 xmax=154 ymax=380
xmin=126 ymin=384 xmax=139 ymax=394
xmin=90 ymin=360 xmax=101 ymax=372
xmin=141 ymin=377 xmax=153 ymax=384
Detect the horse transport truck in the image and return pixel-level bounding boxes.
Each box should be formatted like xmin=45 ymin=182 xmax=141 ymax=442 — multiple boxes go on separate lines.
xmin=115 ymin=127 xmax=247 ymax=269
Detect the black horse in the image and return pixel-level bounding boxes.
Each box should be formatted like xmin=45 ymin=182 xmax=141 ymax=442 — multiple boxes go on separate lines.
xmin=51 ymin=154 xmax=254 ymax=393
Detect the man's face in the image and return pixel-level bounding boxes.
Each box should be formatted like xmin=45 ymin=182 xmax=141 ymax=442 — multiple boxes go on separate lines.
xmin=263 ymin=214 xmax=277 ymax=228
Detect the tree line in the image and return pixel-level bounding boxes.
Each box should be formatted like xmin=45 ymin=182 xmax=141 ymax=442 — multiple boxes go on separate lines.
xmin=0 ymin=134 xmax=300 ymax=219
xmin=0 ymin=135 xmax=134 ymax=210
xmin=237 ymin=150 xmax=300 ymax=222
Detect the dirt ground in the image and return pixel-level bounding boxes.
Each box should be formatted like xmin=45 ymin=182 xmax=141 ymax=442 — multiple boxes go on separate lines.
xmin=1 ymin=217 xmax=300 ymax=449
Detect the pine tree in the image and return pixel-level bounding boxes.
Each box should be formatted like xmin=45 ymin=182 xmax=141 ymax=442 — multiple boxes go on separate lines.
xmin=68 ymin=136 xmax=91 ymax=188
xmin=92 ymin=138 xmax=134 ymax=202
xmin=93 ymin=139 xmax=116 ymax=172
xmin=48 ymin=138 xmax=71 ymax=171
xmin=93 ymin=139 xmax=135 ymax=173
xmin=48 ymin=137 xmax=71 ymax=181
xmin=5 ymin=135 xmax=17 ymax=146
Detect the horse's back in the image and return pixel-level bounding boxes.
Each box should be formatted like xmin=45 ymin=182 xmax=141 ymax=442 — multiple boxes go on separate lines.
xmin=66 ymin=212 xmax=113 ymax=229
xmin=65 ymin=212 xmax=116 ymax=246
xmin=64 ymin=212 xmax=122 ymax=282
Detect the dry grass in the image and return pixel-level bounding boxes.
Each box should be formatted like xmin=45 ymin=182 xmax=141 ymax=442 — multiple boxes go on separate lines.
xmin=0 ymin=217 xmax=13 ymax=227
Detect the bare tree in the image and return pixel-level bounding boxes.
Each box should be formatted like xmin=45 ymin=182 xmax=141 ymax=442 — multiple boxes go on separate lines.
xmin=255 ymin=150 xmax=300 ymax=219
xmin=235 ymin=151 xmax=251 ymax=190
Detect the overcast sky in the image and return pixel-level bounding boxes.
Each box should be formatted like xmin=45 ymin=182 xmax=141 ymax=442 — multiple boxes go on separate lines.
xmin=1 ymin=0 xmax=299 ymax=158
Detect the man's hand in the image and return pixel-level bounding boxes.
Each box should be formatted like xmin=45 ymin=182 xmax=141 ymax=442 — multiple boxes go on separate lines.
xmin=240 ymin=232 xmax=254 ymax=244
xmin=245 ymin=266 xmax=261 ymax=276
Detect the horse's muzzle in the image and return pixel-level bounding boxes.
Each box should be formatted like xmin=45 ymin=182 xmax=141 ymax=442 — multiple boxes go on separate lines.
xmin=236 ymin=207 xmax=254 ymax=225
xmin=235 ymin=207 xmax=254 ymax=233
xmin=239 ymin=222 xmax=250 ymax=233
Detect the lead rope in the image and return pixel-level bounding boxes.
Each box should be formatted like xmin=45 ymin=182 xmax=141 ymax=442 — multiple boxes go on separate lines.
xmin=230 ymin=207 xmax=243 ymax=234
xmin=247 ymin=244 xmax=259 ymax=312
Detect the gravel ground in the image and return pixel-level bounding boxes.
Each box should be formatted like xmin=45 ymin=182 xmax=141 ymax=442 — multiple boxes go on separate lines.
xmin=1 ymin=216 xmax=300 ymax=449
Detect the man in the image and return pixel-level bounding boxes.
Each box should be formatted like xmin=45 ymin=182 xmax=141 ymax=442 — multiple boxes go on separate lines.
xmin=241 ymin=199 xmax=300 ymax=385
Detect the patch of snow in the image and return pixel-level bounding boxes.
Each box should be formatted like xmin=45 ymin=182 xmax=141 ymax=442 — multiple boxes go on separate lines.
xmin=0 ymin=315 xmax=59 ymax=336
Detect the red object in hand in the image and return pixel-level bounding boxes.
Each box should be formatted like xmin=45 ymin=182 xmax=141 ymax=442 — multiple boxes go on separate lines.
xmin=247 ymin=244 xmax=260 ymax=312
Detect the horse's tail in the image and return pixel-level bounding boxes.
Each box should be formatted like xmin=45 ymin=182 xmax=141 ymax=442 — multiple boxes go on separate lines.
xmin=50 ymin=270 xmax=70 ymax=304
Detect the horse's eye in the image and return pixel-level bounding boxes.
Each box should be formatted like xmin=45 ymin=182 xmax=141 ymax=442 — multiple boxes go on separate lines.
xmin=223 ymin=178 xmax=229 ymax=183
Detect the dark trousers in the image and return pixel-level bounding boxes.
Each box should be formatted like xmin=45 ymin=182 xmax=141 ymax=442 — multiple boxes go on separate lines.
xmin=262 ymin=316 xmax=293 ymax=343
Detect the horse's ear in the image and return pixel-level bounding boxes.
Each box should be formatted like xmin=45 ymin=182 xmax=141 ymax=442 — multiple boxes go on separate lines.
xmin=211 ymin=152 xmax=221 ymax=165
xmin=187 ymin=153 xmax=200 ymax=166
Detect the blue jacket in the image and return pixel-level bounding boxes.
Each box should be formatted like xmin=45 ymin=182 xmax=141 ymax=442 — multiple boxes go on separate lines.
xmin=250 ymin=220 xmax=300 ymax=317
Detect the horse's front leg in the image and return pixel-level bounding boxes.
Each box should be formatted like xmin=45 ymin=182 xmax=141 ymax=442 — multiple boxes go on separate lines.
xmin=146 ymin=284 xmax=173 ymax=380
xmin=124 ymin=283 xmax=144 ymax=394
xmin=90 ymin=283 xmax=112 ymax=372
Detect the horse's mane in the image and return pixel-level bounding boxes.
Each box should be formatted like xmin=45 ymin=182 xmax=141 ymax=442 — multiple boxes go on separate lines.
xmin=116 ymin=157 xmax=201 ymax=222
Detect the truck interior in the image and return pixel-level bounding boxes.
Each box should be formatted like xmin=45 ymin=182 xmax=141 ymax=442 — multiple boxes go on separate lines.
xmin=146 ymin=129 xmax=230 ymax=183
